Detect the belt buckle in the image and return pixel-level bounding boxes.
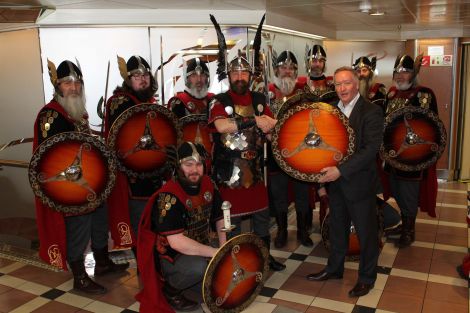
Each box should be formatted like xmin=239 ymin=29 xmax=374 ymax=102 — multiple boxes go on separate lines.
xmin=241 ymin=150 xmax=256 ymax=160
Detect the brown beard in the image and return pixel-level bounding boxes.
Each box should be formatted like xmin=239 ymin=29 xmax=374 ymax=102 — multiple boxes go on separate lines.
xmin=230 ymin=80 xmax=249 ymax=95
xmin=57 ymin=92 xmax=87 ymax=122
xmin=134 ymin=85 xmax=155 ymax=102
xmin=358 ymin=78 xmax=371 ymax=99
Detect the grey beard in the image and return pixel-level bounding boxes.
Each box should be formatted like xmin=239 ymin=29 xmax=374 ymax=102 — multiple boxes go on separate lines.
xmin=57 ymin=92 xmax=87 ymax=122
xmin=273 ymin=75 xmax=296 ymax=95
xmin=358 ymin=78 xmax=371 ymax=99
xmin=395 ymin=81 xmax=413 ymax=91
xmin=185 ymin=85 xmax=208 ymax=99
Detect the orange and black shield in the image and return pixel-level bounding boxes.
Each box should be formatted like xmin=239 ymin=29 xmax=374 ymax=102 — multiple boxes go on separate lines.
xmin=380 ymin=106 xmax=446 ymax=171
xmin=107 ymin=104 xmax=182 ymax=178
xmin=180 ymin=114 xmax=212 ymax=157
xmin=272 ymin=102 xmax=355 ymax=182
xmin=203 ymin=234 xmax=269 ymax=313
xmin=28 ymin=132 xmax=116 ymax=215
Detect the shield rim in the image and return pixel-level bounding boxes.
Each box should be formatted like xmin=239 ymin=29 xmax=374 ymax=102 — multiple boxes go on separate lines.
xmin=202 ymin=233 xmax=269 ymax=313
xmin=28 ymin=131 xmax=116 ymax=215
xmin=272 ymin=101 xmax=355 ymax=182
xmin=380 ymin=106 xmax=447 ymax=171
xmin=107 ymin=103 xmax=182 ymax=178
xmin=276 ymin=91 xmax=319 ymax=119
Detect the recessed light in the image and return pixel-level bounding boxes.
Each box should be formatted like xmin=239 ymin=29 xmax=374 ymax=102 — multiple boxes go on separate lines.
xmin=370 ymin=10 xmax=385 ymax=16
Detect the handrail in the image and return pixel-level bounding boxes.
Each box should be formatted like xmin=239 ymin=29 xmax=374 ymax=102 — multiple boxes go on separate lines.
xmin=0 ymin=159 xmax=29 ymax=169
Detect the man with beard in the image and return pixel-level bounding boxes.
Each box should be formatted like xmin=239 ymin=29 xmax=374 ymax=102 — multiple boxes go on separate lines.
xmin=136 ymin=141 xmax=226 ymax=312
xmin=105 ymin=55 xmax=160 ymax=256
xmin=306 ymin=67 xmax=383 ymax=298
xmin=208 ymin=55 xmax=285 ymax=271
xmin=267 ymin=50 xmax=314 ymax=248
xmin=33 ymin=60 xmax=128 ymax=294
xmin=382 ymin=54 xmax=439 ymax=248
xmin=353 ymin=56 xmax=387 ymax=112
xmin=306 ymin=44 xmax=337 ymax=104
xmin=168 ymin=57 xmax=214 ymax=118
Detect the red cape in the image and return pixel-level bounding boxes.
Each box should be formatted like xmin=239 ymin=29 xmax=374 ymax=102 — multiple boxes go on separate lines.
xmin=104 ymin=92 xmax=157 ymax=249
xmin=135 ymin=176 xmax=213 ymax=313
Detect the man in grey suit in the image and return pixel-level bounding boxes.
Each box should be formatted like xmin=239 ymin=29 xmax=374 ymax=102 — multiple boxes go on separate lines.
xmin=306 ymin=67 xmax=384 ymax=297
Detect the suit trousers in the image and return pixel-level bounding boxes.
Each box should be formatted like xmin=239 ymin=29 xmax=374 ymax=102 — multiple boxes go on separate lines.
xmin=326 ymin=190 xmax=379 ymax=284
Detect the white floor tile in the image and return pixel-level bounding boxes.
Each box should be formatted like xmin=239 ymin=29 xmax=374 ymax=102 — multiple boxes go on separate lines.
xmin=83 ymin=300 xmax=124 ymax=313
xmin=390 ymin=268 xmax=428 ymax=281
xmin=356 ymin=288 xmax=383 ymax=308
xmin=55 ymin=292 xmax=94 ymax=308
xmin=17 ymin=281 xmax=51 ymax=295
xmin=0 ymin=262 xmax=26 ymax=274
xmin=273 ymin=289 xmax=314 ymax=306
xmin=311 ymin=297 xmax=354 ymax=313
xmin=428 ymin=274 xmax=468 ymax=287
xmin=0 ymin=274 xmax=27 ymax=288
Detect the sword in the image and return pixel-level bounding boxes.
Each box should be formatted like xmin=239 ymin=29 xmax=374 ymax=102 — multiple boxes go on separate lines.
xmin=97 ymin=60 xmax=110 ymax=137
xmin=261 ymin=50 xmax=270 ymax=187
xmin=160 ymin=35 xmax=165 ymax=106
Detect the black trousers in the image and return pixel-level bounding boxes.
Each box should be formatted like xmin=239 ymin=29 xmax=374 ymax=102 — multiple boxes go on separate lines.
xmin=269 ymin=171 xmax=310 ymax=215
xmin=389 ymin=173 xmax=420 ymax=218
xmin=65 ymin=204 xmax=109 ymax=263
xmin=326 ymin=191 xmax=379 ymax=284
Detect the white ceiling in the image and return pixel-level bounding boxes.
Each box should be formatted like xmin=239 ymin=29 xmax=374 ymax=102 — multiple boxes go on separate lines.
xmin=2 ymin=0 xmax=470 ymax=40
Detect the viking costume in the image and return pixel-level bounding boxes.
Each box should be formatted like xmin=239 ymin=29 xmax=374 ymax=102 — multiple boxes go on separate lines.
xmin=33 ymin=60 xmax=127 ymax=294
xmin=105 ymin=55 xmax=161 ymax=249
xmin=168 ymin=57 xmax=215 ymax=118
xmin=382 ymin=54 xmax=439 ymax=247
xmin=305 ymin=44 xmax=337 ymax=104
xmin=136 ymin=142 xmax=222 ymax=312
xmin=208 ymin=14 xmax=285 ymax=271
xmin=266 ymin=50 xmax=315 ymax=248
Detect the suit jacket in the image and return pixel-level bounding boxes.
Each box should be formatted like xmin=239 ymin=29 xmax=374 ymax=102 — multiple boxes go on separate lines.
xmin=330 ymin=95 xmax=384 ymax=203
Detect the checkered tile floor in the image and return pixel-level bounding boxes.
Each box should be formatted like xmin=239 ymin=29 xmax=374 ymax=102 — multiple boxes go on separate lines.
xmin=0 ymin=181 xmax=468 ymax=313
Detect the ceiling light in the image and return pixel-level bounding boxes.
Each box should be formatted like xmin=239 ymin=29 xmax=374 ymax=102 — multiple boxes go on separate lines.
xmin=369 ymin=10 xmax=385 ymax=16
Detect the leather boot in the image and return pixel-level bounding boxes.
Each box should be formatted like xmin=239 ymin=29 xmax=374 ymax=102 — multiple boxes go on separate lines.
xmin=395 ymin=216 xmax=415 ymax=248
xmin=70 ymin=260 xmax=107 ymax=294
xmin=274 ymin=212 xmax=288 ymax=248
xmin=93 ymin=247 xmax=130 ymax=276
xmin=298 ymin=212 xmax=314 ymax=247
xmin=261 ymin=236 xmax=286 ymax=271
xmin=163 ymin=283 xmax=198 ymax=311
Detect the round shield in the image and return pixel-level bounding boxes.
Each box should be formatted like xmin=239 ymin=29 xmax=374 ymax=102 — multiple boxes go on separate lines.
xmin=107 ymin=104 xmax=182 ymax=178
xmin=319 ymin=90 xmax=339 ymax=105
xmin=179 ymin=114 xmax=212 ymax=156
xmin=276 ymin=91 xmax=319 ymax=119
xmin=203 ymin=233 xmax=269 ymax=313
xmin=321 ymin=205 xmax=384 ymax=259
xmin=28 ymin=132 xmax=116 ymax=215
xmin=380 ymin=106 xmax=446 ymax=171
xmin=272 ymin=102 xmax=355 ymax=182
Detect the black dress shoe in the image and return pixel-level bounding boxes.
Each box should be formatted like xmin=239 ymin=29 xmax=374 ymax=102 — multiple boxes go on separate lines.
xmin=348 ymin=282 xmax=374 ymax=297
xmin=269 ymin=255 xmax=286 ymax=271
xmin=306 ymin=269 xmax=343 ymax=281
